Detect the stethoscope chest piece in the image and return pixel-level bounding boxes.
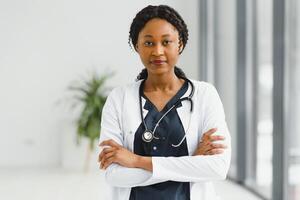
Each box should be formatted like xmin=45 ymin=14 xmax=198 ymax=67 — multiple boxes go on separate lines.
xmin=139 ymin=77 xmax=195 ymax=146
xmin=142 ymin=130 xmax=154 ymax=143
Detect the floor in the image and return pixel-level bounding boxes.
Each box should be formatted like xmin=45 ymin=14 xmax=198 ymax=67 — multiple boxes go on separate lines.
xmin=0 ymin=168 xmax=262 ymax=200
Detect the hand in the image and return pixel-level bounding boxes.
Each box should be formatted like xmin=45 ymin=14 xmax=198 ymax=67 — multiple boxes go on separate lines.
xmin=98 ymin=139 xmax=139 ymax=170
xmin=193 ymin=128 xmax=227 ymax=156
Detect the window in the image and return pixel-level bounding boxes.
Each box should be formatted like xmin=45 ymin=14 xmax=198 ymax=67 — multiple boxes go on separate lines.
xmin=286 ymin=0 xmax=300 ymax=199
xmin=255 ymin=0 xmax=273 ymax=198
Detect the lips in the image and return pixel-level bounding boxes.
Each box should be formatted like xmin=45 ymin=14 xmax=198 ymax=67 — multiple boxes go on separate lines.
xmin=151 ymin=60 xmax=166 ymax=65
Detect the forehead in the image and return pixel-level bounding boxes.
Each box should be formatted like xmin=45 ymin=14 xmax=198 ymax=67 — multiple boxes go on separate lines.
xmin=139 ymin=18 xmax=179 ymax=39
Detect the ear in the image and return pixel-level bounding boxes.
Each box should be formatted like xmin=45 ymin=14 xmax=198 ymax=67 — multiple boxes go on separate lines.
xmin=135 ymin=44 xmax=139 ymax=52
xmin=178 ymin=41 xmax=183 ymax=54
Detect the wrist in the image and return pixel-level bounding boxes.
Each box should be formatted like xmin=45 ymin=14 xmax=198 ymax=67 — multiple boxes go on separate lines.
xmin=133 ymin=154 xmax=142 ymax=168
xmin=135 ymin=155 xmax=153 ymax=172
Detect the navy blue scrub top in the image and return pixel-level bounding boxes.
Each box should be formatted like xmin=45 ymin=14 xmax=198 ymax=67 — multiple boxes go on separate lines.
xmin=129 ymin=80 xmax=190 ymax=200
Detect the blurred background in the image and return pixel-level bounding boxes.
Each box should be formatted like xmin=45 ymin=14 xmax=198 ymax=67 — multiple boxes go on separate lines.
xmin=0 ymin=0 xmax=299 ymax=200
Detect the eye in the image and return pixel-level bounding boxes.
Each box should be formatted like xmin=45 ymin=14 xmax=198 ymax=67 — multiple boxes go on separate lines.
xmin=163 ymin=40 xmax=172 ymax=46
xmin=144 ymin=41 xmax=154 ymax=46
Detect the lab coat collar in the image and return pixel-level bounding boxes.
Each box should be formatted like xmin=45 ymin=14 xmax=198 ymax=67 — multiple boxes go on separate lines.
xmin=140 ymin=80 xmax=193 ymax=133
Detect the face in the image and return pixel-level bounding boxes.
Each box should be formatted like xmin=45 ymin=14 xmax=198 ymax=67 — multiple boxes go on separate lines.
xmin=135 ymin=18 xmax=182 ymax=76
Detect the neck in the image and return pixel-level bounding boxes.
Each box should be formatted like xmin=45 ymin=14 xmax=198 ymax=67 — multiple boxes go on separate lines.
xmin=144 ymin=71 xmax=182 ymax=92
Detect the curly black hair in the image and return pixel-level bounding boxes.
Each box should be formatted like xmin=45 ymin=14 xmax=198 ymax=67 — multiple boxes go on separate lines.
xmin=129 ymin=5 xmax=189 ymax=54
xmin=128 ymin=5 xmax=189 ymax=80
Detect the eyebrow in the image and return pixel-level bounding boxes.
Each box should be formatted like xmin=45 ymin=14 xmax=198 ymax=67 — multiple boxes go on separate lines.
xmin=143 ymin=34 xmax=171 ymax=38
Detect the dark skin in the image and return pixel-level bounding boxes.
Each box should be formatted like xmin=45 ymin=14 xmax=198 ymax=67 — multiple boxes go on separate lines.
xmin=98 ymin=18 xmax=227 ymax=171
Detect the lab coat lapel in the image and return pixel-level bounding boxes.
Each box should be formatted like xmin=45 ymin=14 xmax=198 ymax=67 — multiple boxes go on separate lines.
xmin=141 ymin=97 xmax=149 ymax=118
xmin=122 ymin=82 xmax=143 ymax=151
xmin=176 ymin=83 xmax=192 ymax=135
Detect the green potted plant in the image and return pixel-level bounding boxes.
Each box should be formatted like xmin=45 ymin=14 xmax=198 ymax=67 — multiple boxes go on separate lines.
xmin=67 ymin=71 xmax=112 ymax=172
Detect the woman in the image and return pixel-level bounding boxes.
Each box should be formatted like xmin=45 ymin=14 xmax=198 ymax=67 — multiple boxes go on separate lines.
xmin=98 ymin=5 xmax=231 ymax=200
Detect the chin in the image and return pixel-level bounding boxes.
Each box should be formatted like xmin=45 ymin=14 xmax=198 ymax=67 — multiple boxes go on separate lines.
xmin=148 ymin=68 xmax=172 ymax=76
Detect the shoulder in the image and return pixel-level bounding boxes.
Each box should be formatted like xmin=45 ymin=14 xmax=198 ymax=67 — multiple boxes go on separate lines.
xmin=189 ymin=80 xmax=225 ymax=116
xmin=106 ymin=80 xmax=142 ymax=103
xmin=189 ymin=79 xmax=218 ymax=96
xmin=188 ymin=79 xmax=223 ymax=110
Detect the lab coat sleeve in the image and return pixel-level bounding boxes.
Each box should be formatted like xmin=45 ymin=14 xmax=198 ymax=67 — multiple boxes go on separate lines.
xmin=99 ymin=88 xmax=165 ymax=188
xmin=151 ymin=83 xmax=232 ymax=182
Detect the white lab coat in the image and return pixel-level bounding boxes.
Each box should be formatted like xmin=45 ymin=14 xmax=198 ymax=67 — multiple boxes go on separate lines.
xmin=99 ymin=79 xmax=231 ymax=200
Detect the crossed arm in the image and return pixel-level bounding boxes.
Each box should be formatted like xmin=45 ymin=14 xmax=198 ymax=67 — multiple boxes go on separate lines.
xmin=98 ymin=128 xmax=226 ymax=171
xmin=97 ymin=84 xmax=231 ymax=188
xmin=97 ymin=125 xmax=230 ymax=188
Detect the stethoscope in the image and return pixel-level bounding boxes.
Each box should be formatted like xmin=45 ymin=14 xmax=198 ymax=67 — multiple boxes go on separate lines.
xmin=139 ymin=78 xmax=195 ymax=147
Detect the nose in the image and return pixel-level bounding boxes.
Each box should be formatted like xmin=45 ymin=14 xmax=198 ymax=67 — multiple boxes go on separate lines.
xmin=152 ymin=44 xmax=164 ymax=56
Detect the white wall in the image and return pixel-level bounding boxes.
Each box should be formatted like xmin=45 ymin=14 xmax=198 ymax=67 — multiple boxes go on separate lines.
xmin=0 ymin=0 xmax=199 ymax=168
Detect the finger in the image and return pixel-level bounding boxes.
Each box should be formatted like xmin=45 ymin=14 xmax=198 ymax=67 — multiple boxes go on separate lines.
xmin=100 ymin=148 xmax=116 ymax=163
xmin=99 ymin=139 xmax=121 ymax=148
xmin=209 ymin=135 xmax=225 ymax=142
xmin=99 ymin=139 xmax=115 ymax=147
xmin=199 ymin=140 xmax=210 ymax=146
xmin=98 ymin=147 xmax=112 ymax=162
xmin=98 ymin=147 xmax=114 ymax=162
xmin=197 ymin=139 xmax=211 ymax=148
xmin=210 ymin=143 xmax=227 ymax=149
xmin=101 ymin=151 xmax=115 ymax=165
xmin=103 ymin=157 xmax=115 ymax=170
xmin=98 ymin=150 xmax=105 ymax=162
xmin=202 ymin=128 xmax=218 ymax=137
xmin=206 ymin=149 xmax=224 ymax=155
xmin=99 ymin=159 xmax=103 ymax=169
xmin=200 ymin=129 xmax=218 ymax=143
xmin=98 ymin=148 xmax=107 ymax=162
xmin=100 ymin=155 xmax=112 ymax=170
xmin=102 ymin=147 xmax=116 ymax=154
xmin=195 ymin=143 xmax=211 ymax=155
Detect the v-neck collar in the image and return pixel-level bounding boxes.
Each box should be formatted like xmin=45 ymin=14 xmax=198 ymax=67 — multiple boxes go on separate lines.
xmin=141 ymin=79 xmax=188 ymax=113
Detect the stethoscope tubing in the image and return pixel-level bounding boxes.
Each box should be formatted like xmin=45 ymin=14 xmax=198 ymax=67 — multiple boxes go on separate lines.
xmin=138 ymin=77 xmax=194 ymax=146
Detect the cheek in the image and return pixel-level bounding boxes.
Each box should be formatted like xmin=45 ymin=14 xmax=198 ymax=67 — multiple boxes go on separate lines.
xmin=138 ymin=52 xmax=150 ymax=65
xmin=138 ymin=49 xmax=150 ymax=60
xmin=167 ymin=48 xmax=180 ymax=61
xmin=138 ymin=51 xmax=147 ymax=60
xmin=167 ymin=43 xmax=181 ymax=54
